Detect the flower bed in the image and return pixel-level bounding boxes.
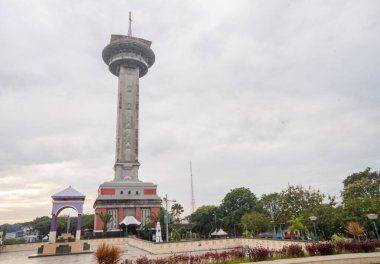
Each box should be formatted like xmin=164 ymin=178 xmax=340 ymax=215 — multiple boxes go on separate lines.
xmin=124 ymin=241 xmax=380 ymax=264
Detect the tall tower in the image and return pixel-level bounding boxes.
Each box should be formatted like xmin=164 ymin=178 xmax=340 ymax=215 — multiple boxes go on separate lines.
xmin=94 ymin=14 xmax=161 ymax=236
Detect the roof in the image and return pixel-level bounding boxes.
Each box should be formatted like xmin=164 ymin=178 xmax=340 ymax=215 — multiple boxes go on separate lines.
xmin=210 ymin=229 xmax=228 ymax=236
xmin=52 ymin=186 xmax=85 ymax=200
xmin=119 ymin=216 xmax=141 ymax=226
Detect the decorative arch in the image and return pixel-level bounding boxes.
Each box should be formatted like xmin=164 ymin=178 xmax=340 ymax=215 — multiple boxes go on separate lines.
xmin=49 ymin=186 xmax=85 ymax=243
xmin=56 ymin=205 xmax=79 ymax=216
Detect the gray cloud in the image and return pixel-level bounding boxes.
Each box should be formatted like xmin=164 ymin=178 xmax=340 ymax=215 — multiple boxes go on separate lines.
xmin=0 ymin=0 xmax=379 ymax=223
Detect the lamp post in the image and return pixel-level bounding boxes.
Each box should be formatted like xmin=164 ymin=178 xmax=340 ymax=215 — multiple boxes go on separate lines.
xmin=309 ymin=216 xmax=318 ymax=241
xmin=163 ymin=194 xmax=176 ymax=242
xmin=367 ymin=214 xmax=380 ymax=241
xmin=269 ymin=203 xmax=276 ymax=239
xmin=213 ymin=213 xmax=217 ymax=234
xmin=279 ymin=223 xmax=285 ymax=239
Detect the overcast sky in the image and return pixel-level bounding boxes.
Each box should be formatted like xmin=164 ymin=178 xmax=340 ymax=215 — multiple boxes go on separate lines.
xmin=0 ymin=0 xmax=379 ymax=224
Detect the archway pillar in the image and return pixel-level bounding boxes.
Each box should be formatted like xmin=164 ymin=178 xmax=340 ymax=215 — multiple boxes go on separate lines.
xmin=76 ymin=214 xmax=82 ymax=241
xmin=49 ymin=213 xmax=57 ymax=243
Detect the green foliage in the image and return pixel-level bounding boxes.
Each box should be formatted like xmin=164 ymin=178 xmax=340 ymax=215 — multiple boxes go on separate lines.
xmin=171 ymin=227 xmax=181 ymax=241
xmin=242 ymin=228 xmax=252 ymax=238
xmin=279 ymin=185 xmax=324 ymax=218
xmin=188 ymin=205 xmax=221 ymax=238
xmin=81 ymin=214 xmax=94 ymax=231
xmin=3 ymin=238 xmax=26 ymax=245
xmin=170 ymin=203 xmax=184 ymax=223
xmin=97 ymin=212 xmax=114 ymax=234
xmin=260 ymin=192 xmax=283 ymax=224
xmin=304 ymin=204 xmax=345 ymax=240
xmin=331 ymin=234 xmax=351 ymax=243
xmin=342 ymin=168 xmax=380 ymax=228
xmin=32 ymin=216 xmax=51 ymax=239
xmin=288 ymin=216 xmax=308 ymax=238
xmin=240 ymin=211 xmax=271 ymax=236
xmin=220 ymin=187 xmax=257 ymax=234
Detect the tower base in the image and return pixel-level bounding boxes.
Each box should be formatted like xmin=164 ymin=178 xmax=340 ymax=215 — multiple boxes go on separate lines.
xmin=93 ymin=180 xmax=161 ymax=234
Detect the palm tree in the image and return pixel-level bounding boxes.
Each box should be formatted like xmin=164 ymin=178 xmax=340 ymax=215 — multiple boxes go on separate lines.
xmin=288 ymin=216 xmax=308 ymax=239
xmin=97 ymin=212 xmax=114 ymax=235
xmin=170 ymin=203 xmax=184 ymax=223
xmin=346 ymin=222 xmax=365 ymax=241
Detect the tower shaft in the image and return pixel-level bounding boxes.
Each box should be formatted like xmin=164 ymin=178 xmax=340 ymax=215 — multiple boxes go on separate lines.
xmin=114 ymin=66 xmax=140 ymax=181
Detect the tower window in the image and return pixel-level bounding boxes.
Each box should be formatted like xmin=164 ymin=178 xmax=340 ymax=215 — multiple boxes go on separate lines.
xmin=136 ymin=191 xmax=139 ymax=195
xmin=128 ymin=191 xmax=131 ymax=195
xmin=120 ymin=191 xmax=123 ymax=195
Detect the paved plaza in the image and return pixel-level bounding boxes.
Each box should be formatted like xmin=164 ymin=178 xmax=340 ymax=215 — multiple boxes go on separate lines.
xmin=0 ymin=244 xmax=152 ymax=264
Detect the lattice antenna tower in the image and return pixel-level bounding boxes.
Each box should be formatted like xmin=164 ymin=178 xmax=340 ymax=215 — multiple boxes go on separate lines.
xmin=190 ymin=161 xmax=196 ymax=213
xmin=128 ymin=11 xmax=133 ymax=36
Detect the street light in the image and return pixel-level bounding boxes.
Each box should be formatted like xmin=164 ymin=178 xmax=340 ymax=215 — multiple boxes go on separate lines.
xmin=269 ymin=203 xmax=276 ymax=239
xmin=163 ymin=194 xmax=176 ymax=242
xmin=367 ymin=214 xmax=380 ymax=241
xmin=309 ymin=216 xmax=318 ymax=241
xmin=213 ymin=213 xmax=217 ymax=233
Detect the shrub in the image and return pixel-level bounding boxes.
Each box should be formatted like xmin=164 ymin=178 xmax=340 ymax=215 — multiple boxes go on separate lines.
xmin=331 ymin=234 xmax=346 ymax=243
xmin=316 ymin=242 xmax=334 ymax=255
xmin=345 ymin=222 xmax=365 ymax=241
xmin=305 ymin=243 xmax=318 ymax=256
xmin=94 ymin=243 xmax=123 ymax=264
xmin=360 ymin=241 xmax=378 ymax=253
xmin=335 ymin=241 xmax=380 ymax=254
xmin=249 ymin=247 xmax=273 ymax=261
xmin=3 ymin=238 xmax=26 ymax=245
xmin=283 ymin=244 xmax=304 ymax=258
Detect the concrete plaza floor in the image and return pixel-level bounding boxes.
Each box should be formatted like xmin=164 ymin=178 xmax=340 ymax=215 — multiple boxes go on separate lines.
xmin=1 ymin=243 xmax=380 ymax=264
xmin=0 ymin=243 xmax=151 ymax=264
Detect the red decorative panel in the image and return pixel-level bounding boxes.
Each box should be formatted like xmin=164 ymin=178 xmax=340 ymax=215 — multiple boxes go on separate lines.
xmin=95 ymin=208 xmax=106 ymax=231
xmin=151 ymin=207 xmax=160 ymax=217
xmin=143 ymin=189 xmax=156 ymax=195
xmin=100 ymin=188 xmax=115 ymax=195
xmin=135 ymin=207 xmax=141 ymax=221
xmin=118 ymin=208 xmax=124 ymax=223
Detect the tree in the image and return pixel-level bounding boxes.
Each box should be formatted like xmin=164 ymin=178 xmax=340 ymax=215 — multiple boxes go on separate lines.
xmin=279 ymin=185 xmax=324 ymax=219
xmin=304 ymin=204 xmax=344 ymax=240
xmin=170 ymin=203 xmax=184 ymax=223
xmin=342 ymin=168 xmax=380 ymax=227
xmin=188 ymin=205 xmax=221 ymax=238
xmin=220 ymin=187 xmax=257 ymax=235
xmin=81 ymin=214 xmax=94 ymax=232
xmin=97 ymin=212 xmax=113 ymax=234
xmin=260 ymin=192 xmax=284 ymax=231
xmin=32 ymin=216 xmax=51 ymax=239
xmin=240 ymin=211 xmax=271 ymax=236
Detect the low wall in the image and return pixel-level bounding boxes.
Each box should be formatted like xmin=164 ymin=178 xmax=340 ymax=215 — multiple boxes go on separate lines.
xmin=0 ymin=237 xmax=305 ymax=254
xmin=127 ymin=237 xmax=308 ymax=254
xmin=128 ymin=237 xmax=242 ymax=254
xmin=0 ymin=242 xmax=45 ymax=253
xmin=0 ymin=237 xmax=129 ymax=253
xmin=241 ymin=238 xmax=307 ymax=250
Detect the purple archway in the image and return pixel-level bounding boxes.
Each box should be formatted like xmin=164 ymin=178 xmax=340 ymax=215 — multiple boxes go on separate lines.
xmin=49 ymin=186 xmax=85 ymax=242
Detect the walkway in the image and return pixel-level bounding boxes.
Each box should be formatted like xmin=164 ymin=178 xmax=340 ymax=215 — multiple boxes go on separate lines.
xmin=256 ymin=252 xmax=380 ymax=264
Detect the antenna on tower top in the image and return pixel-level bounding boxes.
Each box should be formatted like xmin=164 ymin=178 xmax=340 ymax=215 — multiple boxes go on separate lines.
xmin=128 ymin=11 xmax=133 ymax=36
xmin=190 ymin=161 xmax=196 ymax=213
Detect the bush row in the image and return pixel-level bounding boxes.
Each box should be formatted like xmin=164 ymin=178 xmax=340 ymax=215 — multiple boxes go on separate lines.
xmin=306 ymin=241 xmax=380 ymax=256
xmin=126 ymin=241 xmax=380 ymax=264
